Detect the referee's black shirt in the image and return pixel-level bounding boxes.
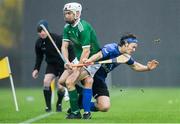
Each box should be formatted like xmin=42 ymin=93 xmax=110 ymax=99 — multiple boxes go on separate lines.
xmin=34 ymin=33 xmax=74 ymax=71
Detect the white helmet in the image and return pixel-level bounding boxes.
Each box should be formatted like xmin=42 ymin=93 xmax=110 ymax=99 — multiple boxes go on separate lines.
xmin=63 ymin=2 xmax=82 ymax=19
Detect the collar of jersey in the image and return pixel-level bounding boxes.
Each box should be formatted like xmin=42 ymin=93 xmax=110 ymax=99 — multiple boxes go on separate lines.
xmin=72 ymin=18 xmax=81 ymax=27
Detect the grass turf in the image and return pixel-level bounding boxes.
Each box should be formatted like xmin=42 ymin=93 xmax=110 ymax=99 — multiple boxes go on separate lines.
xmin=0 ymin=88 xmax=180 ymax=123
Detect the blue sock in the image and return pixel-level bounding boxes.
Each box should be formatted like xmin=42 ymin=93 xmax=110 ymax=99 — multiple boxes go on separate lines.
xmin=82 ymin=88 xmax=92 ymax=112
xmin=90 ymin=102 xmax=98 ymax=112
xmin=90 ymin=102 xmax=96 ymax=112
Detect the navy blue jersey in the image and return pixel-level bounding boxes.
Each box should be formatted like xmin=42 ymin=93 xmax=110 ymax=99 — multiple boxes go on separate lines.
xmin=101 ymin=43 xmax=121 ymax=59
xmin=96 ymin=43 xmax=135 ymax=79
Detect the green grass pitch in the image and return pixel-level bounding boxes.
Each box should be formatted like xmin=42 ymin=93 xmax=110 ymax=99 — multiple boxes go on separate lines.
xmin=0 ymin=87 xmax=180 ymax=123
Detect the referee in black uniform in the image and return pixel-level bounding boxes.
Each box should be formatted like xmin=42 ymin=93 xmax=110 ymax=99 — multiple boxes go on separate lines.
xmin=32 ymin=20 xmax=74 ymax=112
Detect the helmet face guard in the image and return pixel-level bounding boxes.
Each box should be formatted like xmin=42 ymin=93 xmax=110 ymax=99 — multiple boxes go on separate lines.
xmin=63 ymin=2 xmax=82 ymax=19
xmin=63 ymin=11 xmax=76 ymax=24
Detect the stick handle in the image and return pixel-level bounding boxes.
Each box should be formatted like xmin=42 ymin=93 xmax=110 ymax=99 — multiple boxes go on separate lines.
xmin=40 ymin=24 xmax=67 ymax=63
xmin=71 ymin=62 xmax=94 ymax=67
xmin=71 ymin=54 xmax=131 ymax=67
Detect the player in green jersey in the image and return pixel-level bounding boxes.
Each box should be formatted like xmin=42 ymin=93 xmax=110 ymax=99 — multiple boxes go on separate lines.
xmin=59 ymin=2 xmax=101 ymax=119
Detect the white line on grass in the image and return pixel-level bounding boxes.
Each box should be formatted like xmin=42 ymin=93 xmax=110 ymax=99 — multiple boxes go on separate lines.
xmin=19 ymin=112 xmax=56 ymax=124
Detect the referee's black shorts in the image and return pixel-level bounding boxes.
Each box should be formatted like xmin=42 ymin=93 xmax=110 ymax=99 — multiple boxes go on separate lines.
xmin=45 ymin=63 xmax=64 ymax=77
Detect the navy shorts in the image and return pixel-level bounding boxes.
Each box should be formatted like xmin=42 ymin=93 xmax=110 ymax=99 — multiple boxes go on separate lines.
xmin=92 ymin=67 xmax=110 ymax=99
xmin=76 ymin=66 xmax=110 ymax=99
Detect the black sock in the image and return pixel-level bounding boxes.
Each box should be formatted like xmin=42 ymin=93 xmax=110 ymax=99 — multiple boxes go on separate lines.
xmin=56 ymin=90 xmax=65 ymax=107
xmin=43 ymin=87 xmax=52 ymax=109
xmin=78 ymin=94 xmax=83 ymax=109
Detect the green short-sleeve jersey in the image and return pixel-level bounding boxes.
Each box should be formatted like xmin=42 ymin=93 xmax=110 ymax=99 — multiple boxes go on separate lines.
xmin=63 ymin=19 xmax=100 ymax=60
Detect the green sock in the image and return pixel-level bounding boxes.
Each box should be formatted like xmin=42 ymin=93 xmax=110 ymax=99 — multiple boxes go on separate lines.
xmin=69 ymin=89 xmax=80 ymax=113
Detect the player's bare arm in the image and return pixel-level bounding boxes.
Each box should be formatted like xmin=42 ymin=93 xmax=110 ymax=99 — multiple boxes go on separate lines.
xmin=84 ymin=51 xmax=103 ymax=64
xmin=130 ymin=60 xmax=159 ymax=72
xmin=61 ymin=41 xmax=72 ymax=69
xmin=61 ymin=41 xmax=70 ymax=63
xmin=79 ymin=47 xmax=90 ymax=64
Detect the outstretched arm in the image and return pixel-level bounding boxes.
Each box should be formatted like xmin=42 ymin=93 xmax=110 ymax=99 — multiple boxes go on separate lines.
xmin=83 ymin=51 xmax=103 ymax=63
xmin=130 ymin=60 xmax=159 ymax=72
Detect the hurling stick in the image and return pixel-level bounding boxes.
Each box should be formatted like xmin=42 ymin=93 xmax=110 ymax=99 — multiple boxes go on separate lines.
xmin=72 ymin=54 xmax=131 ymax=67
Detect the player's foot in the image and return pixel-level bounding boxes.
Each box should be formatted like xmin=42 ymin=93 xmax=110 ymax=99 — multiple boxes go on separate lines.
xmin=66 ymin=112 xmax=82 ymax=119
xmin=45 ymin=107 xmax=51 ymax=112
xmin=83 ymin=112 xmax=92 ymax=119
xmin=56 ymin=104 xmax=62 ymax=112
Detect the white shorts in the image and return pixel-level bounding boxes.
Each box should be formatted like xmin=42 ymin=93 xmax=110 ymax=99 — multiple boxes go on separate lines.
xmin=71 ymin=57 xmax=79 ymax=64
xmin=83 ymin=64 xmax=101 ymax=77
xmin=72 ymin=58 xmax=101 ymax=77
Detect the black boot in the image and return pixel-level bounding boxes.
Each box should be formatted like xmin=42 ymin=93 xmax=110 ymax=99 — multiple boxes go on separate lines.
xmin=66 ymin=111 xmax=82 ymax=119
xmin=83 ymin=112 xmax=92 ymax=119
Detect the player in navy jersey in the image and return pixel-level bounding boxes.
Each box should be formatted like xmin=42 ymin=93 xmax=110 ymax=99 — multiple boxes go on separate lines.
xmin=81 ymin=32 xmax=159 ymax=112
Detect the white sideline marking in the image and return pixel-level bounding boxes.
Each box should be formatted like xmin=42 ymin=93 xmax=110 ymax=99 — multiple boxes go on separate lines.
xmin=19 ymin=112 xmax=56 ymax=124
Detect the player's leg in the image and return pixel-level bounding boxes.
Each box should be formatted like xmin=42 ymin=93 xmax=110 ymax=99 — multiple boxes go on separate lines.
xmin=77 ymin=92 xmax=110 ymax=112
xmin=78 ymin=65 xmax=100 ymax=119
xmin=65 ymin=68 xmax=81 ymax=119
xmin=81 ymin=75 xmax=93 ymax=119
xmin=68 ymin=78 xmax=111 ymax=113
xmin=66 ymin=85 xmax=83 ymax=114
xmin=64 ymin=87 xmax=70 ymax=101
xmin=90 ymin=71 xmax=111 ymax=112
xmin=95 ymin=96 xmax=110 ymax=112
xmin=56 ymin=69 xmax=72 ymax=112
xmin=58 ymin=69 xmax=73 ymax=85
xmin=56 ymin=83 xmax=70 ymax=112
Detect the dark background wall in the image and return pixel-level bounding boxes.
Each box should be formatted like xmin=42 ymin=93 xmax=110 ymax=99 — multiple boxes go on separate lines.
xmin=20 ymin=0 xmax=180 ymax=87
